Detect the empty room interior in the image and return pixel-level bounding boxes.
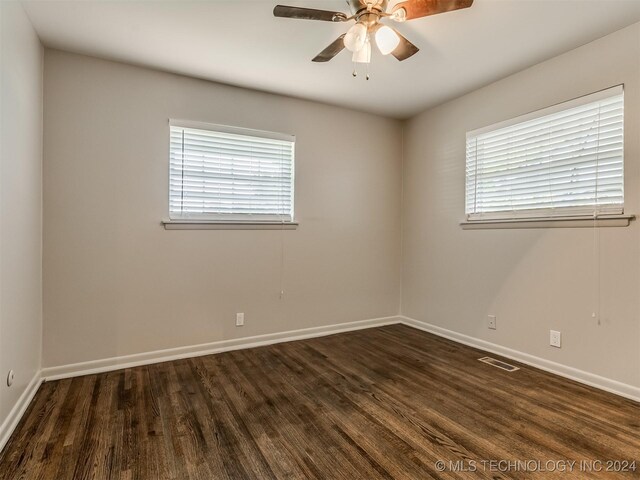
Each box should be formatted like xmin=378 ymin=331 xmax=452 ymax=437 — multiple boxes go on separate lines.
xmin=1 ymin=0 xmax=640 ymax=478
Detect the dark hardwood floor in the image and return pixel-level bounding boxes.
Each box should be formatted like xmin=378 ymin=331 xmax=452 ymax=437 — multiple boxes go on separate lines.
xmin=1 ymin=324 xmax=638 ymax=479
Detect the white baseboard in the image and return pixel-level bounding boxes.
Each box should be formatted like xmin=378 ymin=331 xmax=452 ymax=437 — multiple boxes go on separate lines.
xmin=42 ymin=315 xmax=402 ymax=381
xmin=399 ymin=316 xmax=640 ymax=403
xmin=0 ymin=371 xmax=43 ymax=453
xmin=42 ymin=314 xmax=640 ymax=402
xmin=3 ymin=314 xmax=637 ymax=458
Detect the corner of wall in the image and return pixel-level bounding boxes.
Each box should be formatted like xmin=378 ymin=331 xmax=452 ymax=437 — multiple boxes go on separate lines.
xmin=398 ymin=119 xmax=407 ymax=317
xmin=0 ymin=0 xmax=45 ymax=455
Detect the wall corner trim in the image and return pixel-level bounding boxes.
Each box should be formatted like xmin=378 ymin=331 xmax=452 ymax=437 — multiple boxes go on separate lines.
xmin=0 ymin=371 xmax=43 ymax=454
xmin=399 ymin=316 xmax=640 ymax=403
xmin=41 ymin=316 xmax=402 ymax=381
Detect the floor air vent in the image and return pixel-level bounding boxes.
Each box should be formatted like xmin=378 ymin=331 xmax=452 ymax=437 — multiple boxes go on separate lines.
xmin=478 ymin=357 xmax=520 ymax=372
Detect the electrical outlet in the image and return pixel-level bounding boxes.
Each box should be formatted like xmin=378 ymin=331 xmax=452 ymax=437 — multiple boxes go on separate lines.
xmin=487 ymin=315 xmax=496 ymax=330
xmin=236 ymin=312 xmax=244 ymax=327
xmin=550 ymin=330 xmax=561 ymax=348
xmin=6 ymin=370 xmax=14 ymax=387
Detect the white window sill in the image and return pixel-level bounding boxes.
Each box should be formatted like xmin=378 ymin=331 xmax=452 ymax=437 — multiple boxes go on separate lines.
xmin=162 ymin=219 xmax=298 ymax=230
xmin=460 ymin=214 xmax=635 ymax=230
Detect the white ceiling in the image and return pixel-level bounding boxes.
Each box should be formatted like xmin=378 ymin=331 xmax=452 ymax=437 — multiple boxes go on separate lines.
xmin=22 ymin=0 xmax=640 ymax=119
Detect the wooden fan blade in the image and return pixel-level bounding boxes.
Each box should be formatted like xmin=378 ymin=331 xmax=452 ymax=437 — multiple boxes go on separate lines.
xmin=392 ymin=0 xmax=473 ymax=21
xmin=390 ymin=29 xmax=419 ymax=61
xmin=312 ymin=34 xmax=347 ymax=62
xmin=273 ymin=5 xmax=348 ymax=22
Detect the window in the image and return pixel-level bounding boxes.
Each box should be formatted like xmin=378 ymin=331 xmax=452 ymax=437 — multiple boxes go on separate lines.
xmin=169 ymin=121 xmax=295 ymax=223
xmin=465 ymin=86 xmax=624 ymax=222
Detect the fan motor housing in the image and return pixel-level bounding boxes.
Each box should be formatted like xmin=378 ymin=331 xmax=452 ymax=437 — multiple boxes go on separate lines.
xmin=358 ymin=12 xmax=381 ymax=28
xmin=349 ymin=0 xmax=388 ymax=14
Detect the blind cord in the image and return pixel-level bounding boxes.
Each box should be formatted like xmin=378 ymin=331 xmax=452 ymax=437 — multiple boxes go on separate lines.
xmin=279 ymin=224 xmax=285 ymax=301
xmin=592 ymin=223 xmax=601 ymax=326
xmin=279 ymin=143 xmax=285 ymax=301
xmin=546 ymin=126 xmax=554 ymax=212
xmin=180 ymin=129 xmax=185 ymax=215
xmin=592 ymin=104 xmax=602 ymax=326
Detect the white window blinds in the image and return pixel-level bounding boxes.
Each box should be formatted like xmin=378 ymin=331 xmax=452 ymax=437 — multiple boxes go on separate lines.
xmin=465 ymin=86 xmax=624 ymax=220
xmin=169 ymin=121 xmax=294 ymax=222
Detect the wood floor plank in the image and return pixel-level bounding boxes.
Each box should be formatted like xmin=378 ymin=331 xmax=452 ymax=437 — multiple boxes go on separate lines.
xmin=0 ymin=325 xmax=638 ymax=479
xmin=345 ymin=328 xmax=629 ymax=463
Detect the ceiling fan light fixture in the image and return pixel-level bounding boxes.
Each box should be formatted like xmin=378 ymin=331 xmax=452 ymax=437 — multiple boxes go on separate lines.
xmin=375 ymin=25 xmax=400 ymax=55
xmin=344 ymin=23 xmax=368 ymax=52
xmin=274 ymin=0 xmax=476 ymax=73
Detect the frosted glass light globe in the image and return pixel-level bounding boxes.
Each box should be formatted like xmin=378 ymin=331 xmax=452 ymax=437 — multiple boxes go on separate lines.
xmin=375 ymin=25 xmax=400 ymax=55
xmin=344 ymin=23 xmax=368 ymax=52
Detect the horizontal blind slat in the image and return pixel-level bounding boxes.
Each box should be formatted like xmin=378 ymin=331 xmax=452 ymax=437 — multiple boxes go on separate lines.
xmin=466 ymin=90 xmax=624 ymax=218
xmin=170 ymin=125 xmax=294 ymax=219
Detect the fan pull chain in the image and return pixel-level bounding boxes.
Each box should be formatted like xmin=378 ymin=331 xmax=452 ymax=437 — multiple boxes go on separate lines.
xmin=351 ymin=64 xmax=371 ymax=80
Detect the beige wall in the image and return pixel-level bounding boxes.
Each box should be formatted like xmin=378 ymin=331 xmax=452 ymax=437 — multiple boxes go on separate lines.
xmin=0 ymin=2 xmax=43 ymax=425
xmin=42 ymin=50 xmax=402 ymax=368
xmin=41 ymin=23 xmax=640 ymax=390
xmin=402 ymin=23 xmax=640 ymax=388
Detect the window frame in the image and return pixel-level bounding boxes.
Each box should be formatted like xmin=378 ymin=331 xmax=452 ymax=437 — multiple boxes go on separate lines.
xmin=464 ymin=85 xmax=626 ymax=226
xmin=164 ymin=120 xmax=296 ymax=229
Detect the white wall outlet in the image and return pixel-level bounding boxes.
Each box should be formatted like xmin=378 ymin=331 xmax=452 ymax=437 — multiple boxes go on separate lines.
xmin=6 ymin=370 xmax=14 ymax=387
xmin=487 ymin=315 xmax=497 ymax=330
xmin=550 ymin=330 xmax=561 ymax=348
xmin=236 ymin=312 xmax=244 ymax=327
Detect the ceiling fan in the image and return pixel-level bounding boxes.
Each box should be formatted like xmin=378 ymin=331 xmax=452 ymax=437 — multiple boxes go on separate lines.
xmin=274 ymin=0 xmax=473 ymax=78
